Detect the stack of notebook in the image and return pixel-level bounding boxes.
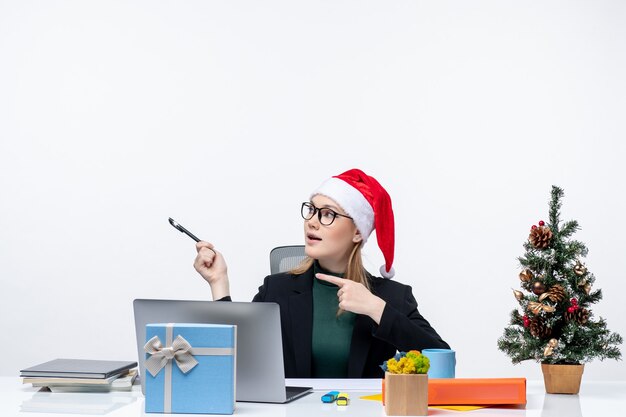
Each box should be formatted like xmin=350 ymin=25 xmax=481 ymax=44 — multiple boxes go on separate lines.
xmin=21 ymin=359 xmax=138 ymax=392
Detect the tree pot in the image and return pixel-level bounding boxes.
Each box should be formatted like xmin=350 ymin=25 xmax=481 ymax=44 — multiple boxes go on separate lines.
xmin=384 ymin=372 xmax=428 ymax=416
xmin=541 ymin=363 xmax=584 ymax=394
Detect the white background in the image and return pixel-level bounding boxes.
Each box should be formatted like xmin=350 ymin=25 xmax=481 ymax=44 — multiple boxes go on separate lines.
xmin=1 ymin=0 xmax=624 ymax=380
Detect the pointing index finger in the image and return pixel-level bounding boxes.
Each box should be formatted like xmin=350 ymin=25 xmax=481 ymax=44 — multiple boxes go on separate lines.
xmin=315 ymin=273 xmax=346 ymax=287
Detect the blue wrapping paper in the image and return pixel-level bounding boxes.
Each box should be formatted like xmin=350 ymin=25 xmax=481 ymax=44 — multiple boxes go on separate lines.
xmin=145 ymin=323 xmax=236 ymax=414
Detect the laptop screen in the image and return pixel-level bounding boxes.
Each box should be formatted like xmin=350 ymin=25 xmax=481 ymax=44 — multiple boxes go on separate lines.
xmin=133 ymin=299 xmax=306 ymax=403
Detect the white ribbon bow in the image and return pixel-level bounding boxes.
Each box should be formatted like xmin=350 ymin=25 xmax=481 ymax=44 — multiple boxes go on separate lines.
xmin=144 ymin=334 xmax=199 ymax=377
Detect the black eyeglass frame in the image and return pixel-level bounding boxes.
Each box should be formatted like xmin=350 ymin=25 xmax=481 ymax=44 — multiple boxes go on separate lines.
xmin=301 ymin=202 xmax=353 ymax=226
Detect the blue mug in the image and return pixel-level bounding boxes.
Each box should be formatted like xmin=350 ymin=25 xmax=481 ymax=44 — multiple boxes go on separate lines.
xmin=422 ymin=348 xmax=456 ymax=378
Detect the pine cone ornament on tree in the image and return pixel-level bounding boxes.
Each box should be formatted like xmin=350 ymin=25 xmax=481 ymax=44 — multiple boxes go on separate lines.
xmin=529 ymin=225 xmax=553 ymax=249
xmin=539 ymin=284 xmax=566 ymax=303
xmin=529 ymin=317 xmax=551 ymax=338
xmin=564 ymin=307 xmax=589 ymax=324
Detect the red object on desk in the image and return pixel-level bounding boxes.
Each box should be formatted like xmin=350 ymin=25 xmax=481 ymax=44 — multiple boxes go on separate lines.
xmin=382 ymin=377 xmax=526 ymax=406
xmin=429 ymin=378 xmax=526 ymax=405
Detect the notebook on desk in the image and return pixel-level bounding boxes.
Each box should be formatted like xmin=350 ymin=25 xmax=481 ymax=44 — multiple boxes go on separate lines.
xmin=133 ymin=299 xmax=312 ymax=403
xmin=20 ymin=359 xmax=137 ymax=379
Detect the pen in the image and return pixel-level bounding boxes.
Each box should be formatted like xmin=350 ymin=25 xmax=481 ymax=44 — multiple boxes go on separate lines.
xmin=169 ymin=218 xmax=201 ymax=242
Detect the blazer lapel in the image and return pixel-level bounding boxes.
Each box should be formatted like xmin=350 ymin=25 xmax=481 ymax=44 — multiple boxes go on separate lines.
xmin=288 ymin=268 xmax=314 ymax=377
xmin=347 ymin=314 xmax=374 ymax=377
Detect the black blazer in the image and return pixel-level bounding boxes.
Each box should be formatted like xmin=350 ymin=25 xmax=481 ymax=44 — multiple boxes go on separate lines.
xmin=246 ymin=266 xmax=450 ymax=378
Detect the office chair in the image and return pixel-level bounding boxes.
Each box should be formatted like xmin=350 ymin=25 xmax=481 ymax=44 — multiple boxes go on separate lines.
xmin=269 ymin=245 xmax=306 ymax=274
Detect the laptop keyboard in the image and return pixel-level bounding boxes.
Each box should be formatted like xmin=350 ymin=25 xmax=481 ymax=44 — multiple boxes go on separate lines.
xmin=285 ymin=386 xmax=313 ymax=402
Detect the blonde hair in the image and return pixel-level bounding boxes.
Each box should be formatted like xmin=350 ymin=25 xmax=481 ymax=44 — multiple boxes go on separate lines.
xmin=289 ymin=242 xmax=371 ymax=291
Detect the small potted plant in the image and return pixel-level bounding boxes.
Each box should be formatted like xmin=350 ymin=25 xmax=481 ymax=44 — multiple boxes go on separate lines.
xmin=498 ymin=186 xmax=622 ymax=394
xmin=381 ymin=350 xmax=430 ymax=416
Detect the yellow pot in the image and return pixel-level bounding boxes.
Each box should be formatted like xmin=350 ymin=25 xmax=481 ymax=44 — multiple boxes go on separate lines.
xmin=541 ymin=363 xmax=584 ymax=394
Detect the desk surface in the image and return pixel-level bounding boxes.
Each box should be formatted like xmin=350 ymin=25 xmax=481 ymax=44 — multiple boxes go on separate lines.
xmin=2 ymin=377 xmax=624 ymax=416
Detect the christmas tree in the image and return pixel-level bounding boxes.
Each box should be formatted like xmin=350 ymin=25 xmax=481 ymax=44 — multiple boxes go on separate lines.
xmin=498 ymin=186 xmax=622 ymax=365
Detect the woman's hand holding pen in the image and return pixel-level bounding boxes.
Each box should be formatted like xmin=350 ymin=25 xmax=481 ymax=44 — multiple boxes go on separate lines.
xmin=194 ymin=241 xmax=230 ymax=300
xmin=316 ymin=273 xmax=386 ymax=325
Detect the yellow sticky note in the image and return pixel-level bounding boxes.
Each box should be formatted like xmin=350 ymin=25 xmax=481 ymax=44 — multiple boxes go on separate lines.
xmin=360 ymin=394 xmax=383 ymax=401
xmin=358 ymin=394 xmax=488 ymax=412
xmin=432 ymin=405 xmax=489 ymax=411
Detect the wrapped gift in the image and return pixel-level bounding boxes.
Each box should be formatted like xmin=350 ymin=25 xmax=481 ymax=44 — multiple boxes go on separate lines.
xmin=144 ymin=323 xmax=236 ymax=414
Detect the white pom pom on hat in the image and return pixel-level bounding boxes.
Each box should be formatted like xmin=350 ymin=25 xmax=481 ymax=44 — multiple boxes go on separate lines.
xmin=311 ymin=168 xmax=395 ymax=279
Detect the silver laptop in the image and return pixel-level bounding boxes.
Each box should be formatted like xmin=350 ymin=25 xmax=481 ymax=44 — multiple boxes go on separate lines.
xmin=133 ymin=299 xmax=312 ymax=403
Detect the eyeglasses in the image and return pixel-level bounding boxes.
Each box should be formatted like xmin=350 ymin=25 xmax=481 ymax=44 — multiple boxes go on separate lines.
xmin=301 ymin=202 xmax=353 ymax=226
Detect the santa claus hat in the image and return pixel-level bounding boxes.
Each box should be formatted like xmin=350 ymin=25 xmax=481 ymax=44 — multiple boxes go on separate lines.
xmin=311 ymin=168 xmax=395 ymax=279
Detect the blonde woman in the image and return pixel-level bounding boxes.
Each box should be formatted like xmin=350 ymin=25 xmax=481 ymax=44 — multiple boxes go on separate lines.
xmin=194 ymin=169 xmax=449 ymax=378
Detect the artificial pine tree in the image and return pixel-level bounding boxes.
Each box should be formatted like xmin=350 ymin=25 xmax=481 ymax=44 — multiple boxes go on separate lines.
xmin=498 ymin=186 xmax=622 ymax=368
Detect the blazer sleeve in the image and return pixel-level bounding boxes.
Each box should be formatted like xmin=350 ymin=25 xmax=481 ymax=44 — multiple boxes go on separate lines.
xmin=251 ymin=275 xmax=271 ymax=302
xmin=373 ymin=284 xmax=450 ymax=351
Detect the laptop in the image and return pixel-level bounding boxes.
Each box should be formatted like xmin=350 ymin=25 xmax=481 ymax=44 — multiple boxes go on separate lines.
xmin=133 ymin=299 xmax=312 ymax=403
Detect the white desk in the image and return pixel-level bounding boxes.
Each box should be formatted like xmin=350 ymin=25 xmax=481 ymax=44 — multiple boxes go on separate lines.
xmin=2 ymin=377 xmax=624 ymax=416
